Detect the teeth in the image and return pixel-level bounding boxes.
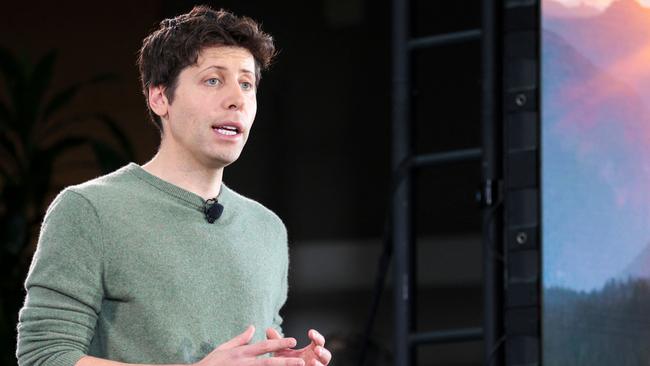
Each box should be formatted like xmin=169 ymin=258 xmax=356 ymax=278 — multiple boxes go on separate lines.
xmin=216 ymin=128 xmax=237 ymax=136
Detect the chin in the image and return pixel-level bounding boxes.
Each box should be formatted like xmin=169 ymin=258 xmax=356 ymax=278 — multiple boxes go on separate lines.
xmin=208 ymin=154 xmax=241 ymax=168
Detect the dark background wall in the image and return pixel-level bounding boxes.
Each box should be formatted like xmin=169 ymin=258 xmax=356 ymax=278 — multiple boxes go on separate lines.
xmin=0 ymin=1 xmax=484 ymax=365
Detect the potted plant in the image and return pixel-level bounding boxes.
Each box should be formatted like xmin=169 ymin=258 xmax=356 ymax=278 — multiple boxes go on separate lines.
xmin=0 ymin=47 xmax=134 ymax=365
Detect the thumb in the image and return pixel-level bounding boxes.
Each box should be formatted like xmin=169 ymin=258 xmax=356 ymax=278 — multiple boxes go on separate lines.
xmin=217 ymin=325 xmax=255 ymax=350
xmin=266 ymin=327 xmax=282 ymax=340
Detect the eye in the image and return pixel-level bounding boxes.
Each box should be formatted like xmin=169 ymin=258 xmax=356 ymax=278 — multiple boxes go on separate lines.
xmin=205 ymin=78 xmax=221 ymax=86
xmin=240 ymin=81 xmax=254 ymax=91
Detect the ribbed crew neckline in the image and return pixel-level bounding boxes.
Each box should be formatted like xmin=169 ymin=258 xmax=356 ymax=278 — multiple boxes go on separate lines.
xmin=124 ymin=162 xmax=229 ymax=210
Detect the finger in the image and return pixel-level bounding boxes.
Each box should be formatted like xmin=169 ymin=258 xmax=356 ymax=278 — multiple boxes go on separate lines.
xmin=315 ymin=346 xmax=332 ymax=364
xmin=216 ymin=325 xmax=255 ymax=350
xmin=266 ymin=327 xmax=282 ymax=340
xmin=307 ymin=360 xmax=324 ymax=366
xmin=273 ymin=347 xmax=303 ymax=358
xmin=308 ymin=329 xmax=325 ymax=347
xmin=255 ymin=357 xmax=305 ymax=366
xmin=242 ymin=337 xmax=298 ymax=356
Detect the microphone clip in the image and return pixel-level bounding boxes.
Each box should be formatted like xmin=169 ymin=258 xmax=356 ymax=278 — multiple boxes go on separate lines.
xmin=203 ymin=198 xmax=224 ymax=223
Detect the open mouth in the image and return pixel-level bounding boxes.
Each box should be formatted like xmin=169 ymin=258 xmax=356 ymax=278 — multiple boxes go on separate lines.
xmin=212 ymin=124 xmax=241 ymax=136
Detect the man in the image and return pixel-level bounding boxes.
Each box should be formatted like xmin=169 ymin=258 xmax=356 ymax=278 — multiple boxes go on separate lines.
xmin=16 ymin=6 xmax=331 ymax=366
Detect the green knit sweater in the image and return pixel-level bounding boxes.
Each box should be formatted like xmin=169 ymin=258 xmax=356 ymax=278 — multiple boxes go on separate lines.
xmin=16 ymin=163 xmax=289 ymax=366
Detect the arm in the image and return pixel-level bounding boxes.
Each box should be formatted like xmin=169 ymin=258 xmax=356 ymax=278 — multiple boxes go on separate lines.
xmin=75 ymin=356 xmax=171 ymax=366
xmin=17 ymin=190 xmax=105 ymax=366
xmin=75 ymin=326 xmax=304 ymax=366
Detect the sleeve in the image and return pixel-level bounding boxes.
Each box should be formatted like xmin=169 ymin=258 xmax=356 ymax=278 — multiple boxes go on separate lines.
xmin=16 ymin=189 xmax=105 ymax=366
xmin=271 ymin=223 xmax=289 ymax=337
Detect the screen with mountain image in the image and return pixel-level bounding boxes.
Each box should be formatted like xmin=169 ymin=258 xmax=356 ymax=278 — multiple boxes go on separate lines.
xmin=542 ymin=0 xmax=650 ymax=364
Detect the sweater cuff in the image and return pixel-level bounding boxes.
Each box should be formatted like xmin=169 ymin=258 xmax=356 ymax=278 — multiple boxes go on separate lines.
xmin=48 ymin=351 xmax=86 ymax=366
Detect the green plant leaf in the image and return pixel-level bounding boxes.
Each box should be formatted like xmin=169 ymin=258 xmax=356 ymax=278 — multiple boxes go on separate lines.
xmin=1 ymin=213 xmax=27 ymax=255
xmin=36 ymin=113 xmax=134 ymax=160
xmin=93 ymin=113 xmax=135 ymax=159
xmin=0 ymin=100 xmax=12 ymax=133
xmin=89 ymin=141 xmax=129 ymax=173
xmin=0 ymin=48 xmax=28 ymax=136
xmin=41 ymin=73 xmax=117 ymax=124
xmin=0 ymin=132 xmax=20 ymax=173
xmin=12 ymin=50 xmax=58 ymax=143
xmin=35 ymin=137 xmax=87 ymax=182
xmin=30 ymin=137 xmax=88 ymax=210
xmin=28 ymin=50 xmax=57 ymax=121
xmin=40 ymin=136 xmax=87 ymax=158
xmin=0 ymin=47 xmax=22 ymax=87
xmin=0 ymin=163 xmax=12 ymax=186
xmin=20 ymin=50 xmax=57 ymax=146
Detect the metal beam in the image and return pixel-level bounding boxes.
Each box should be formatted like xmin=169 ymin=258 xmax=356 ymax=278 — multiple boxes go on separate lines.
xmin=413 ymin=148 xmax=482 ymax=168
xmin=408 ymin=29 xmax=481 ymax=50
xmin=409 ymin=327 xmax=484 ymax=346
xmin=481 ymin=0 xmax=504 ymax=364
xmin=392 ymin=0 xmax=413 ymax=364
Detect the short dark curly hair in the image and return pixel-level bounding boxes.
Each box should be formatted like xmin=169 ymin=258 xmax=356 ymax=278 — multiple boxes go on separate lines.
xmin=137 ymin=5 xmax=276 ymax=131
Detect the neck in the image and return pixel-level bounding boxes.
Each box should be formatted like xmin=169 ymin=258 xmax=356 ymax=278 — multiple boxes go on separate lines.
xmin=142 ymin=142 xmax=224 ymax=201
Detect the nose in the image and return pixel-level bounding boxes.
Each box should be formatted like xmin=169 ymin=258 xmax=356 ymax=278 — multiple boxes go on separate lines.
xmin=222 ymin=81 xmax=246 ymax=111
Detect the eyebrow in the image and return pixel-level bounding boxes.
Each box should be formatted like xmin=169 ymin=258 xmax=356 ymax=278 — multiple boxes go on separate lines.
xmin=200 ymin=65 xmax=255 ymax=76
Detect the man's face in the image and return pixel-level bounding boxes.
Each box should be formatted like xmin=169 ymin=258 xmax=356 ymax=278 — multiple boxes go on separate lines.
xmin=157 ymin=46 xmax=258 ymax=168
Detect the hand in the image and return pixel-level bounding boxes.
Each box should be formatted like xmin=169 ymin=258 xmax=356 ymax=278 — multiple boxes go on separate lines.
xmin=266 ymin=328 xmax=332 ymax=366
xmin=195 ymin=325 xmax=305 ymax=366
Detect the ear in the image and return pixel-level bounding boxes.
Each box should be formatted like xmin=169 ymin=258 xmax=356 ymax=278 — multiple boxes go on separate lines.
xmin=148 ymin=85 xmax=169 ymax=120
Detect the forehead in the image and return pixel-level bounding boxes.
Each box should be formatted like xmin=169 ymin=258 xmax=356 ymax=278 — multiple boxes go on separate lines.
xmin=194 ymin=46 xmax=256 ymax=70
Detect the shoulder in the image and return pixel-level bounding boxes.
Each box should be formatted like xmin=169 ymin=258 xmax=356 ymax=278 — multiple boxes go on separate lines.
xmin=65 ymin=163 xmax=138 ymax=199
xmin=44 ymin=163 xmax=139 ymax=220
